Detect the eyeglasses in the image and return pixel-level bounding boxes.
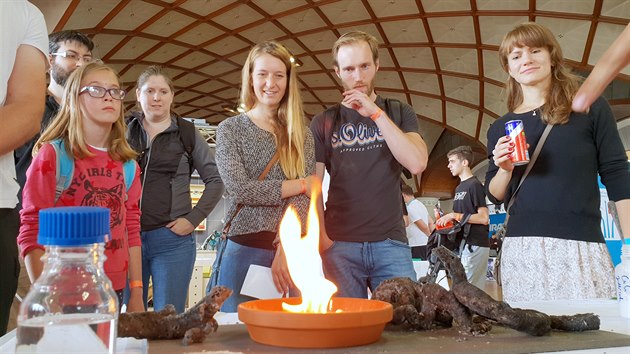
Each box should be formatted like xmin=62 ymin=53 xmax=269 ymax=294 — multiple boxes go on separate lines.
xmin=51 ymin=51 xmax=94 ymax=63
xmin=80 ymin=86 xmax=126 ymax=100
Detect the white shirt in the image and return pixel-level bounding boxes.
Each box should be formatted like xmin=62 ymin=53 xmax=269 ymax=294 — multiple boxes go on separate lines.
xmin=405 ymin=198 xmax=430 ymax=247
xmin=0 ymin=0 xmax=48 ymax=208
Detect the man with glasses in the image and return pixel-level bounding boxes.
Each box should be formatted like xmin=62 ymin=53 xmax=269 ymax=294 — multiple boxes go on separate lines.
xmin=15 ymin=30 xmax=94 ymax=209
xmin=1 ymin=0 xmax=48 ymax=336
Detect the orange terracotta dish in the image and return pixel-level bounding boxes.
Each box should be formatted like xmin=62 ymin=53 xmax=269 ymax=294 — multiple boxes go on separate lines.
xmin=238 ymin=297 xmax=393 ymax=348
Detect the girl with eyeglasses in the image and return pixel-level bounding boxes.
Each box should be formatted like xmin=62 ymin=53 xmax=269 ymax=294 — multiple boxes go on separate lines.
xmin=17 ymin=62 xmax=145 ymax=312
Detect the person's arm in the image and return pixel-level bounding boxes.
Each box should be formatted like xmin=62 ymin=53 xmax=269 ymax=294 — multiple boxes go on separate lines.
xmin=413 ymin=219 xmax=431 ymax=236
xmin=0 ymin=44 xmax=46 ymax=155
xmin=573 ymin=23 xmax=630 ymax=112
xmin=437 ymin=207 xmax=489 ymax=226
xmin=340 ymin=90 xmax=428 ymax=174
xmin=315 ymin=163 xmax=333 ymax=251
xmin=488 ymin=134 xmax=516 ymax=201
xmin=485 ymin=120 xmax=514 ymax=203
xmin=171 ymin=130 xmax=224 ymax=236
xmin=428 ymin=216 xmax=435 ymax=233
xmin=615 ymin=200 xmax=630 ymax=241
xmin=469 ymin=206 xmax=489 ymax=225
xmin=125 ymin=246 xmax=144 ymax=312
xmin=125 ymin=164 xmax=144 ymax=312
xmin=24 ymin=249 xmax=45 ymax=283
xmin=375 ymin=117 xmax=427 ymax=175
xmin=19 ymin=145 xmax=58 ymax=283
xmin=271 ymin=244 xmax=292 ymax=295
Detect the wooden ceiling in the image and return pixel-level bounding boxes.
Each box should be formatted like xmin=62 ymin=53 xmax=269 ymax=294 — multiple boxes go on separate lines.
xmin=33 ymin=0 xmax=630 ymax=199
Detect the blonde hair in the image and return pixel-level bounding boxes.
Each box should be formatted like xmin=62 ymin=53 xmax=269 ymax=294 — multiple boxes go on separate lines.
xmin=240 ymin=41 xmax=307 ymax=179
xmin=35 ymin=62 xmax=137 ymax=162
xmin=332 ymin=31 xmax=380 ymax=68
xmin=499 ymin=22 xmax=581 ymax=125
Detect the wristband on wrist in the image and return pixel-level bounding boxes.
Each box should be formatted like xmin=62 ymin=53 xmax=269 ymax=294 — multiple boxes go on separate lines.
xmin=370 ymin=108 xmax=383 ymax=121
xmin=300 ymin=178 xmax=306 ymax=194
xmin=129 ymin=280 xmax=143 ymax=289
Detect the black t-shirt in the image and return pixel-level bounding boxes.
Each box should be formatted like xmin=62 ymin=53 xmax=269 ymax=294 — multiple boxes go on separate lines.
xmin=485 ymin=97 xmax=630 ymax=243
xmin=453 ymin=176 xmax=489 ymax=247
xmin=14 ymin=95 xmax=59 ymax=208
xmin=310 ymin=96 xmax=419 ymax=243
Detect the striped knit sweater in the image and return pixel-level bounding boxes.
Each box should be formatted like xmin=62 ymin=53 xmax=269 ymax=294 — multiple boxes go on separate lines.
xmin=215 ymin=113 xmax=315 ymax=237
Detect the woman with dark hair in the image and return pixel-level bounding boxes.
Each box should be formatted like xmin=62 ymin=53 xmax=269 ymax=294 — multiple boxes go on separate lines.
xmin=213 ymin=41 xmax=317 ymax=312
xmin=486 ymin=23 xmax=630 ymax=302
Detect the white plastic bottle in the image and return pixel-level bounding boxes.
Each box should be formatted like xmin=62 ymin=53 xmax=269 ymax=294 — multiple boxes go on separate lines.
xmin=15 ymin=207 xmax=118 ymax=354
xmin=615 ymin=243 xmax=630 ymax=318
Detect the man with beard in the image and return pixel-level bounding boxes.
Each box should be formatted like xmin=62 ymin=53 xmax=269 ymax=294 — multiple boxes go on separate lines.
xmin=14 ymin=30 xmax=94 ymax=208
xmin=310 ymin=31 xmax=428 ymax=299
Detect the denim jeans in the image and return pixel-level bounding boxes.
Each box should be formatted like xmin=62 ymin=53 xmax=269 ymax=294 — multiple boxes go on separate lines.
xmin=321 ymin=239 xmax=416 ymax=299
xmin=214 ymin=239 xmax=276 ymax=312
xmin=140 ymin=226 xmax=195 ymax=313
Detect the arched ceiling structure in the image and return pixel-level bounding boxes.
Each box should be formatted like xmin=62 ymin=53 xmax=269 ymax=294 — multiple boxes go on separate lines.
xmin=33 ymin=0 xmax=630 ymax=199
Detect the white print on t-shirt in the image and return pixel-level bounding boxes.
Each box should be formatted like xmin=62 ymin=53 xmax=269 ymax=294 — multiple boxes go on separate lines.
xmin=340 ymin=143 xmax=383 ymax=154
xmin=454 ymin=191 xmax=467 ymax=201
xmin=332 ymin=122 xmax=384 ymax=149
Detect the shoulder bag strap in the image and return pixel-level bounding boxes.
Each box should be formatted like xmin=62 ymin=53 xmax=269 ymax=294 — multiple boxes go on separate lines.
xmin=222 ymin=151 xmax=280 ymax=235
xmin=504 ymin=123 xmax=553 ymax=224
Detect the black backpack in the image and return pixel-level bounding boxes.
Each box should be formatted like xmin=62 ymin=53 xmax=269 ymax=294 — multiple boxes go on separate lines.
xmin=176 ymin=116 xmax=196 ymax=176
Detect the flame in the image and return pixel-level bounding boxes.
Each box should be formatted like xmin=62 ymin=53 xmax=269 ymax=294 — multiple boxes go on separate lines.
xmin=279 ymin=186 xmax=337 ymax=313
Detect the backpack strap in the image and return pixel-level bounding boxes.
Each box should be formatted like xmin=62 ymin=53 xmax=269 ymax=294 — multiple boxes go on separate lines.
xmin=176 ymin=116 xmax=196 ymax=175
xmin=52 ymin=138 xmax=136 ymax=204
xmin=122 ymin=159 xmax=136 ymax=192
xmin=384 ymin=98 xmax=413 ymax=177
xmin=383 ymin=98 xmax=403 ymax=126
xmin=51 ymin=139 xmax=74 ymax=205
xmin=324 ymin=104 xmax=341 ymax=172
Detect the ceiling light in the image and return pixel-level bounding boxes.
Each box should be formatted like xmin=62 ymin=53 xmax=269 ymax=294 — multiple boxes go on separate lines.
xmin=290 ymin=56 xmax=302 ymax=67
xmin=222 ymin=105 xmax=236 ymax=113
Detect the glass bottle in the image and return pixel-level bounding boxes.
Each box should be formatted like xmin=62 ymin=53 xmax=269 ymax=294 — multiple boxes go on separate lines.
xmin=615 ymin=243 xmax=630 ymax=318
xmin=16 ymin=207 xmax=118 ymax=354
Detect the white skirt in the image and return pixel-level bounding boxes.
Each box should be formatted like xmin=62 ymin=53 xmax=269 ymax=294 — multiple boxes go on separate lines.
xmin=500 ymin=236 xmax=616 ymax=303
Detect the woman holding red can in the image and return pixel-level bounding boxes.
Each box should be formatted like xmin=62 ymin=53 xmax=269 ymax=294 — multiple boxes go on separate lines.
xmin=486 ymin=22 xmax=630 ymax=302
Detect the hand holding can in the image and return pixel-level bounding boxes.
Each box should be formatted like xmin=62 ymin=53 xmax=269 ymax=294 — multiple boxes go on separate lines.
xmin=505 ymin=120 xmax=529 ymax=166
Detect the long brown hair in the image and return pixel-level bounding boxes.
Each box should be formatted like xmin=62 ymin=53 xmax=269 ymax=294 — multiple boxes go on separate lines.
xmin=499 ymin=22 xmax=581 ymax=125
xmin=240 ymin=41 xmax=307 ymax=179
xmin=35 ymin=62 xmax=137 ymax=162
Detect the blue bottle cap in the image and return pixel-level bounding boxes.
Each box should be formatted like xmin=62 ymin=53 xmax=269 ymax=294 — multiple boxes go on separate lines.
xmin=38 ymin=207 xmax=110 ymax=246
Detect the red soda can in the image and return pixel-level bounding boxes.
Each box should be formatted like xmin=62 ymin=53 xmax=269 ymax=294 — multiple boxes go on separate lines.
xmin=505 ymin=120 xmax=529 ymax=166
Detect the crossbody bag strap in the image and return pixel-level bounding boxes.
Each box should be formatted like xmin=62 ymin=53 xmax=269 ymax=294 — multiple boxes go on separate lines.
xmin=222 ymin=151 xmax=280 ymax=235
xmin=504 ymin=124 xmax=553 ymax=224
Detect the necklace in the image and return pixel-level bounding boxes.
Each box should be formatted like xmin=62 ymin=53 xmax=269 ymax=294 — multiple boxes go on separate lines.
xmin=516 ymin=104 xmax=542 ymax=117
